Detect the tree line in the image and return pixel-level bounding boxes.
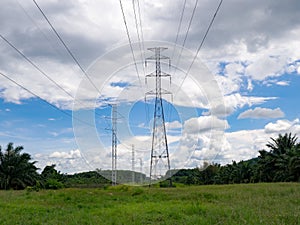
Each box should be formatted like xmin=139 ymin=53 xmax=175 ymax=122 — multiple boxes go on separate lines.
xmin=0 ymin=143 xmax=110 ymax=190
xmin=0 ymin=133 xmax=299 ymax=190
xmin=172 ymin=133 xmax=300 ymax=185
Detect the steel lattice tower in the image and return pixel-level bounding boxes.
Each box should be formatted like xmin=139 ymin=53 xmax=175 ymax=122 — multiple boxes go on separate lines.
xmin=145 ymin=47 xmax=172 ymax=186
xmin=111 ymin=104 xmax=117 ymax=186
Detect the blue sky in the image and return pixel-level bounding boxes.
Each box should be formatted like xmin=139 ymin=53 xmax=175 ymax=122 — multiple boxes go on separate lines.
xmin=1 ymin=0 xmax=300 ymax=176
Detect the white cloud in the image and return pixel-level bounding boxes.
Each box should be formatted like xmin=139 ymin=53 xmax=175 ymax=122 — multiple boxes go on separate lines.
xmin=1 ymin=0 xmax=300 ymax=174
xmin=193 ymin=118 xmax=300 ymax=165
xmin=213 ymin=93 xmax=277 ymax=116
xmin=165 ymin=120 xmax=182 ymax=130
xmin=0 ymin=0 xmax=298 ymax=114
xmin=276 ymin=81 xmax=289 ymax=86
xmin=238 ymin=107 xmax=284 ymax=119
xmin=264 ymin=118 xmax=300 ymax=134
xmin=49 ymin=149 xmax=81 ymax=159
xmin=245 ymin=55 xmax=286 ymax=80
xmin=247 ymin=79 xmax=253 ymax=91
xmin=263 ymin=79 xmax=290 ymax=87
xmin=215 ymin=75 xmax=240 ymax=95
xmin=220 ymin=129 xmax=267 ymax=163
xmin=183 ymin=116 xmax=229 ymax=134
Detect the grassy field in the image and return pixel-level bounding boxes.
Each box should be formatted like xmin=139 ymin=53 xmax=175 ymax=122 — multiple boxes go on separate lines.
xmin=0 ymin=183 xmax=299 ymax=225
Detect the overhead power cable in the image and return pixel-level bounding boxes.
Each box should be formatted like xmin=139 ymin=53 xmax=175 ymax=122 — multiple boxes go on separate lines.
xmin=0 ymin=71 xmax=96 ymax=128
xmin=175 ymin=0 xmax=224 ymax=95
xmin=32 ymin=0 xmax=101 ymax=94
xmin=173 ymin=0 xmax=199 ymax=74
xmin=136 ymin=0 xmax=146 ymax=62
xmin=0 ymin=34 xmax=105 ymax=114
xmin=132 ymin=0 xmax=150 ymax=130
xmin=118 ymin=0 xmax=143 ymax=88
xmin=0 ymin=34 xmax=118 ymax=120
xmin=171 ymin=0 xmax=187 ymax=60
xmin=0 ymin=34 xmax=74 ymax=100
xmin=132 ymin=0 xmax=145 ymax=76
xmin=33 ymin=0 xmax=140 ymax=121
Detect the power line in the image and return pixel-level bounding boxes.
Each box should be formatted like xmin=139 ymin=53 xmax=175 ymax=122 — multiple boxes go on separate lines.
xmin=0 ymin=34 xmax=108 ymax=114
xmin=175 ymin=0 xmax=224 ymax=95
xmin=0 ymin=71 xmax=96 ymax=128
xmin=135 ymin=0 xmax=150 ymax=126
xmin=32 ymin=0 xmax=101 ymax=94
xmin=171 ymin=0 xmax=187 ymax=60
xmin=132 ymin=0 xmax=145 ymax=76
xmin=34 ymin=0 xmax=144 ymax=114
xmin=173 ymin=0 xmax=199 ymax=74
xmin=0 ymin=34 xmax=74 ymax=100
xmin=0 ymin=34 xmax=121 ymax=126
xmin=167 ymin=0 xmax=187 ymax=124
xmin=34 ymin=0 xmax=145 ymax=121
xmin=136 ymin=0 xmax=146 ymax=62
xmin=118 ymin=0 xmax=143 ymax=88
xmin=131 ymin=0 xmax=150 ymax=134
xmin=16 ymin=0 xmax=66 ymax=61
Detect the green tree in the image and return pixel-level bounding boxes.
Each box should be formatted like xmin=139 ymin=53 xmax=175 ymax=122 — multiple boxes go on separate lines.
xmin=266 ymin=133 xmax=297 ymax=155
xmin=0 ymin=143 xmax=39 ymax=190
xmin=257 ymin=133 xmax=300 ymax=182
xmin=41 ymin=164 xmax=65 ymax=189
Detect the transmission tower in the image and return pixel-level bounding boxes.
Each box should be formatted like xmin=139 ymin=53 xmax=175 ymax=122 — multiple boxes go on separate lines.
xmin=132 ymin=144 xmax=135 ymax=184
xmin=145 ymin=47 xmax=172 ymax=186
xmin=111 ymin=104 xmax=117 ymax=186
xmin=139 ymin=158 xmax=143 ymax=184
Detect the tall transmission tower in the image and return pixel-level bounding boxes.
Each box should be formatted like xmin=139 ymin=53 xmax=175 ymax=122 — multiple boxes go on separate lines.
xmin=111 ymin=104 xmax=118 ymax=186
xmin=145 ymin=47 xmax=172 ymax=186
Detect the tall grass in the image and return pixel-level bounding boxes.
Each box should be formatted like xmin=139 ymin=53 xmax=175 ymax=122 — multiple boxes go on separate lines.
xmin=0 ymin=183 xmax=299 ymax=224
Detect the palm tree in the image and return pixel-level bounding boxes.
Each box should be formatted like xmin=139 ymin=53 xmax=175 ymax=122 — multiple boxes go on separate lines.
xmin=258 ymin=133 xmax=299 ymax=182
xmin=266 ymin=133 xmax=297 ymax=155
xmin=0 ymin=143 xmax=39 ymax=190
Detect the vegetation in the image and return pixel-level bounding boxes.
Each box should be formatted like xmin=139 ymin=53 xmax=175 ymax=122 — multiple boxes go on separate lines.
xmin=173 ymin=133 xmax=300 ymax=185
xmin=0 ymin=143 xmax=39 ymax=190
xmin=64 ymin=171 xmax=110 ymax=188
xmin=0 ymin=183 xmax=299 ymax=224
xmin=0 ymin=133 xmax=299 ymax=224
xmin=0 ymin=133 xmax=299 ymax=190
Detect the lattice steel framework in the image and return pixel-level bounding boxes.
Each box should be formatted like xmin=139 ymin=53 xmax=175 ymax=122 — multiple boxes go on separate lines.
xmin=111 ymin=104 xmax=117 ymax=186
xmin=145 ymin=47 xmax=172 ymax=186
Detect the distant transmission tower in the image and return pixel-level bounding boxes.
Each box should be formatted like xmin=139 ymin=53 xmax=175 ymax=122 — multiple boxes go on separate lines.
xmin=111 ymin=104 xmax=117 ymax=186
xmin=145 ymin=47 xmax=172 ymax=186
xmin=132 ymin=144 xmax=135 ymax=184
xmin=139 ymin=158 xmax=143 ymax=184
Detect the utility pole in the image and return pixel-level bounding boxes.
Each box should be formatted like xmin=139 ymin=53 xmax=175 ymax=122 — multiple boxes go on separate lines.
xmin=145 ymin=47 xmax=172 ymax=186
xmin=111 ymin=104 xmax=117 ymax=186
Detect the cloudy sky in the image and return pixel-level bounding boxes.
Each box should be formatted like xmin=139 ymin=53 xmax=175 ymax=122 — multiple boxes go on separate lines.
xmin=0 ymin=0 xmax=300 ymax=177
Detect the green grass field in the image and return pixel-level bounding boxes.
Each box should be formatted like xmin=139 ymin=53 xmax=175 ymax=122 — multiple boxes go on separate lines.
xmin=0 ymin=183 xmax=299 ymax=225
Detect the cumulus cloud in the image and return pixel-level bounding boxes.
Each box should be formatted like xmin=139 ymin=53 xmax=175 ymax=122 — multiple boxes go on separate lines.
xmin=49 ymin=149 xmax=81 ymax=159
xmin=165 ymin=120 xmax=182 ymax=130
xmin=183 ymin=116 xmax=229 ymax=134
xmin=0 ymin=0 xmax=299 ymax=110
xmin=210 ymin=93 xmax=277 ymax=117
xmin=276 ymin=81 xmax=290 ymax=86
xmin=238 ymin=107 xmax=284 ymax=119
xmin=195 ymin=118 xmax=300 ymax=165
xmin=264 ymin=118 xmax=300 ymax=134
xmin=1 ymin=0 xmax=300 ymax=174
